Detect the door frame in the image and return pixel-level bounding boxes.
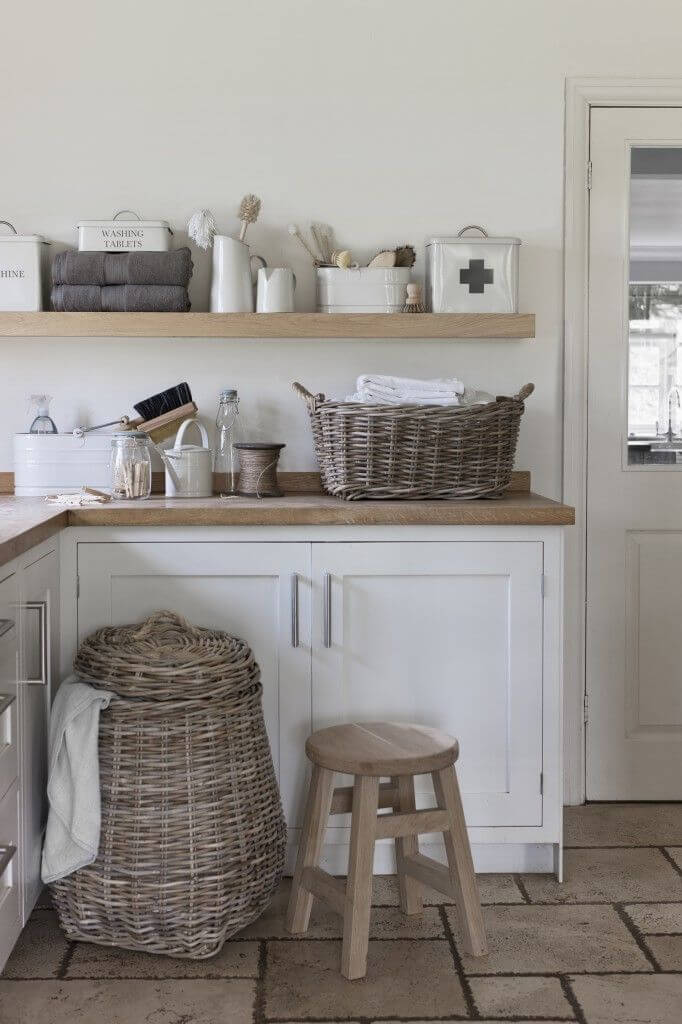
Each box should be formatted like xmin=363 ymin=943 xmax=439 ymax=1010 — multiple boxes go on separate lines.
xmin=563 ymin=77 xmax=682 ymax=804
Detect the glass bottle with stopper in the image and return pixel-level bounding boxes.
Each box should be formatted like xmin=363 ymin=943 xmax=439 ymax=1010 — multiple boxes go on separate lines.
xmin=215 ymin=389 xmax=243 ymax=496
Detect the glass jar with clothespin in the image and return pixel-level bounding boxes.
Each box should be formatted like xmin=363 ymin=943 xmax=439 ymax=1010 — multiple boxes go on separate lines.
xmin=110 ymin=431 xmax=152 ymax=500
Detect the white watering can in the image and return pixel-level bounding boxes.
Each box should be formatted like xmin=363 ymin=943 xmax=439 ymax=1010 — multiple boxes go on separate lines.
xmin=163 ymin=418 xmax=213 ymax=498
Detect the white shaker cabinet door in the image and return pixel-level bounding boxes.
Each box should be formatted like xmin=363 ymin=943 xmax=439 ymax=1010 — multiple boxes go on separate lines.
xmin=311 ymin=542 xmax=544 ymax=827
xmin=18 ymin=548 xmax=58 ymax=923
xmin=0 ymin=571 xmax=20 ymax=971
xmin=76 ymin=542 xmax=311 ymax=825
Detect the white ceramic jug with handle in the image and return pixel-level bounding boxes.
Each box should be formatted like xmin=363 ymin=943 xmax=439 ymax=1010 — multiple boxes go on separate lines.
xmin=210 ymin=235 xmax=266 ymax=312
xmin=163 ymin=418 xmax=213 ymax=497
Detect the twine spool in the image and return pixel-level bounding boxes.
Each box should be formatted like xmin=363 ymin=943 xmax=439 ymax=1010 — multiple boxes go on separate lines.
xmin=234 ymin=442 xmax=285 ymax=498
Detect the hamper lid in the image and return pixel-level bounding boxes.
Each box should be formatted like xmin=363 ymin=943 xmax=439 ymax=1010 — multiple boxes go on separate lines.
xmin=74 ymin=610 xmax=259 ymax=702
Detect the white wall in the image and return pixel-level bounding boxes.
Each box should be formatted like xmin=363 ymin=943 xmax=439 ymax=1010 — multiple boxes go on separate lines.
xmin=4 ymin=0 xmax=682 ymax=492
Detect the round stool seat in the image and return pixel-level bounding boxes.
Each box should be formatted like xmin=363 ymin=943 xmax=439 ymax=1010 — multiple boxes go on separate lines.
xmin=305 ymin=721 xmax=459 ymax=777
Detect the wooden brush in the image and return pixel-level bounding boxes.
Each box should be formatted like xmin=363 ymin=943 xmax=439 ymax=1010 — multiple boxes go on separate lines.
xmin=402 ymin=282 xmax=425 ymax=313
xmin=238 ymin=194 xmax=261 ymax=241
xmin=124 ymin=401 xmax=198 ymax=444
xmin=394 ymin=244 xmax=416 ymax=268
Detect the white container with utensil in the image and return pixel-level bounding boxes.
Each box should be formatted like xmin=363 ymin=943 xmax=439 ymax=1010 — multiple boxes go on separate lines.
xmin=77 ymin=210 xmax=172 ymax=252
xmin=13 ymin=433 xmax=113 ymax=495
xmin=163 ymin=418 xmax=213 ymax=498
xmin=425 ymin=225 xmax=521 ymax=313
xmin=316 ymin=267 xmax=410 ymax=313
xmin=0 ymin=221 xmax=50 ymax=311
xmin=211 ymin=236 xmax=266 ymax=312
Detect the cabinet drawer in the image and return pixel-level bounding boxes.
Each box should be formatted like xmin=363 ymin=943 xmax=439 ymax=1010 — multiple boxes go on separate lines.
xmin=0 ymin=780 xmax=21 ymax=972
xmin=0 ymin=694 xmax=17 ymax=802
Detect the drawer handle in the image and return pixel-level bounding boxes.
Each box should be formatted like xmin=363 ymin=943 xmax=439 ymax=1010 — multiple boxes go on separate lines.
xmin=0 ymin=619 xmax=14 ymax=640
xmin=0 ymin=844 xmax=16 ymax=878
xmin=291 ymin=574 xmax=299 ymax=649
xmin=323 ymin=571 xmax=332 ymax=648
xmin=0 ymin=694 xmax=15 ymax=718
xmin=19 ymin=601 xmax=47 ymax=685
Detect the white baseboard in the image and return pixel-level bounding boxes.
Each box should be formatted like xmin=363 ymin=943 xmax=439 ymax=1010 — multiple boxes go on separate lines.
xmin=285 ymin=840 xmax=558 ymax=875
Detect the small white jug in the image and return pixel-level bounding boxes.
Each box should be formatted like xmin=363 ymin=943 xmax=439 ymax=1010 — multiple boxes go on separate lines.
xmin=210 ymin=235 xmax=266 ymax=313
xmin=256 ymin=267 xmax=296 ymax=312
xmin=163 ymin=418 xmax=213 ymax=498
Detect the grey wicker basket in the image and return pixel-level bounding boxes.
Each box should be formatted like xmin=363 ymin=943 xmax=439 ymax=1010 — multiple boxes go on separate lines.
xmin=294 ymin=381 xmax=534 ymax=500
xmin=51 ymin=611 xmax=286 ymax=959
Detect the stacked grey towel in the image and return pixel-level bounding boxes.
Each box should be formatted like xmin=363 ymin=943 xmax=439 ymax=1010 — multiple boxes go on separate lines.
xmin=51 ymin=248 xmax=193 ymax=312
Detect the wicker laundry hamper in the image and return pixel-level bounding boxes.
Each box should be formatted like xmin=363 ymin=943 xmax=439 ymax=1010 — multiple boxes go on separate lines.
xmin=51 ymin=611 xmax=286 ymax=959
xmin=294 ymin=381 xmax=534 ymax=500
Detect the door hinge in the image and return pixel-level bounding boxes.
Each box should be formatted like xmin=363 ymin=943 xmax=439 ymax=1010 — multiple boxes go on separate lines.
xmin=76 ymin=574 xmax=80 ymax=600
xmin=586 ymin=160 xmax=593 ymax=190
xmin=583 ymin=693 xmax=589 ymax=723
xmin=540 ymin=772 xmax=544 ymax=795
xmin=540 ymin=574 xmax=546 ymax=598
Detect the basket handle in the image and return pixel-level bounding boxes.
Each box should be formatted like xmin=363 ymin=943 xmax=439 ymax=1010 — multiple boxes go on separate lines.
xmin=514 ymin=383 xmax=534 ymax=402
xmin=131 ymin=610 xmax=202 ymax=639
xmin=292 ymin=381 xmax=326 ymax=410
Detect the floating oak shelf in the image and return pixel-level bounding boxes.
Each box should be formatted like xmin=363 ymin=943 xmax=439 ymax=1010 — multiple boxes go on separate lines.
xmin=0 ymin=312 xmax=535 ymax=340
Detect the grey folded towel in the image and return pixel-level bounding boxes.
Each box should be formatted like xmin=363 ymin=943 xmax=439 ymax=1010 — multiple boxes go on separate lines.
xmin=51 ymin=284 xmax=190 ymax=312
xmin=52 ymin=248 xmax=193 ymax=287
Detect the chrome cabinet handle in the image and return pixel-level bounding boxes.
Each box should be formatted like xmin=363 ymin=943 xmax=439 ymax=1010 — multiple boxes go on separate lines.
xmin=19 ymin=601 xmax=47 ymax=685
xmin=0 ymin=619 xmax=14 ymax=640
xmin=0 ymin=844 xmax=16 ymax=878
xmin=291 ymin=574 xmax=299 ymax=648
xmin=323 ymin=572 xmax=332 ymax=648
xmin=0 ymin=694 xmax=15 ymax=718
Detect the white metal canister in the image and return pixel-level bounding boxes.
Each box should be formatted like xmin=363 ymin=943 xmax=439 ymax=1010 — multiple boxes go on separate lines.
xmin=316 ymin=267 xmax=410 ymax=313
xmin=13 ymin=433 xmax=113 ymax=495
xmin=425 ymin=226 xmax=521 ymax=313
xmin=0 ymin=221 xmax=49 ymax=311
xmin=77 ymin=210 xmax=172 ymax=252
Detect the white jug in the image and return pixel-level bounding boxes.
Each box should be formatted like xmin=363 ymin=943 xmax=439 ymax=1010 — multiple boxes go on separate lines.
xmin=163 ymin=418 xmax=213 ymax=498
xmin=256 ymin=267 xmax=296 ymax=312
xmin=210 ymin=235 xmax=266 ymax=313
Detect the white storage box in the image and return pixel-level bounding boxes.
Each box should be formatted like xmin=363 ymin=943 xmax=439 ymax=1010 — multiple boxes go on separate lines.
xmin=77 ymin=210 xmax=172 ymax=252
xmin=13 ymin=434 xmax=113 ymax=496
xmin=0 ymin=221 xmax=49 ymax=311
xmin=317 ymin=267 xmax=410 ymax=313
xmin=425 ymin=225 xmax=520 ymax=313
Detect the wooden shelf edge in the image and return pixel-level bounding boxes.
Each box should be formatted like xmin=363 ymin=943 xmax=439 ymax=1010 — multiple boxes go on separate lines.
xmin=0 ymin=311 xmax=535 ymax=340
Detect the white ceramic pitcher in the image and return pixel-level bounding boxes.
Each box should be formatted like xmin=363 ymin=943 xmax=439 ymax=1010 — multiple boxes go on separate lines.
xmin=210 ymin=235 xmax=266 ymax=313
xmin=163 ymin=418 xmax=213 ymax=498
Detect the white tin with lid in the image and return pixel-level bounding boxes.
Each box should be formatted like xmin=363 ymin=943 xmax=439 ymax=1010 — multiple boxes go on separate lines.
xmin=77 ymin=210 xmax=173 ymax=252
xmin=316 ymin=267 xmax=410 ymax=313
xmin=425 ymin=225 xmax=521 ymax=313
xmin=0 ymin=221 xmax=50 ymax=311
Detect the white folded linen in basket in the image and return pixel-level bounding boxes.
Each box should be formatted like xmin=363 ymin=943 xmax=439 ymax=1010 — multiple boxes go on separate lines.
xmin=41 ymin=676 xmax=114 ymax=883
xmin=346 ymin=374 xmax=493 ymax=406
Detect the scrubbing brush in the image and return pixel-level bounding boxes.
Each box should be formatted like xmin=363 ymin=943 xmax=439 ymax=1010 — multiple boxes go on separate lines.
xmin=122 ymin=382 xmax=197 ymax=443
xmin=133 ymin=382 xmax=193 ymax=420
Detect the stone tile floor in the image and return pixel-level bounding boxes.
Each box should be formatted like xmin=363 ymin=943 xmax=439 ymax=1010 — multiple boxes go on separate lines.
xmin=1 ymin=804 xmax=681 ymax=1023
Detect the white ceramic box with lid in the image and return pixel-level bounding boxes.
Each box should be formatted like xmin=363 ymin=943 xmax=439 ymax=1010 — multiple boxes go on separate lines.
xmin=0 ymin=221 xmax=49 ymax=311
xmin=425 ymin=225 xmax=521 ymax=313
xmin=77 ymin=210 xmax=172 ymax=252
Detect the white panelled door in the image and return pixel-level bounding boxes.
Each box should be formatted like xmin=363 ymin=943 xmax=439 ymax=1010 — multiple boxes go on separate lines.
xmin=587 ymin=108 xmax=682 ymax=798
xmin=77 ymin=542 xmax=311 ymax=825
xmin=311 ymin=542 xmax=544 ymax=827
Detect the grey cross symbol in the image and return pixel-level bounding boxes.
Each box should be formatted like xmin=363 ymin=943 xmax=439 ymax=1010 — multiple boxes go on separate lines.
xmin=460 ymin=259 xmax=494 ymax=293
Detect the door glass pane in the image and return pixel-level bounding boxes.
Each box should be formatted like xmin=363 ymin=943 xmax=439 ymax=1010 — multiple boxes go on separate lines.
xmin=628 ymin=148 xmax=682 ymax=464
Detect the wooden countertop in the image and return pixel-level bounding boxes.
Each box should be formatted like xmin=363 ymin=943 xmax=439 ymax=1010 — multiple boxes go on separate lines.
xmin=0 ymin=492 xmax=574 ymax=569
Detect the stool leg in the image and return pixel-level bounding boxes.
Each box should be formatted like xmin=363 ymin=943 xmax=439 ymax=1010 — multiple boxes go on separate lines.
xmin=286 ymin=764 xmax=335 ymax=934
xmin=432 ymin=766 xmax=487 ymax=957
xmin=392 ymin=775 xmax=423 ymax=915
xmin=341 ymin=774 xmax=379 ymax=980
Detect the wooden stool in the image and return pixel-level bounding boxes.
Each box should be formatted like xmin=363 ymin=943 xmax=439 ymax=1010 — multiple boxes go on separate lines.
xmin=286 ymin=722 xmax=487 ymax=979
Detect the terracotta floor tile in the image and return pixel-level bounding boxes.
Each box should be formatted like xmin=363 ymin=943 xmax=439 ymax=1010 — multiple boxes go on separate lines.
xmin=569 ymin=973 xmax=682 ymax=1024
xmin=371 ymin=870 xmax=522 ymax=906
xmin=521 ymin=848 xmax=682 ymax=903
xmin=264 ymin=938 xmax=466 ymax=1019
xmin=447 ymin=904 xmax=651 ymax=974
xmin=469 ymin=975 xmax=575 ymax=1018
xmin=1 ymin=911 xmax=69 ymax=979
xmin=643 ymin=934 xmax=682 ymax=969
xmin=666 ymin=846 xmax=682 ymax=871
xmin=564 ymin=803 xmax=682 ymax=847
xmin=66 ymin=937 xmax=260 ymax=978
xmin=0 ymin=979 xmax=256 ymax=1024
xmin=624 ymin=902 xmax=682 ymax=933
